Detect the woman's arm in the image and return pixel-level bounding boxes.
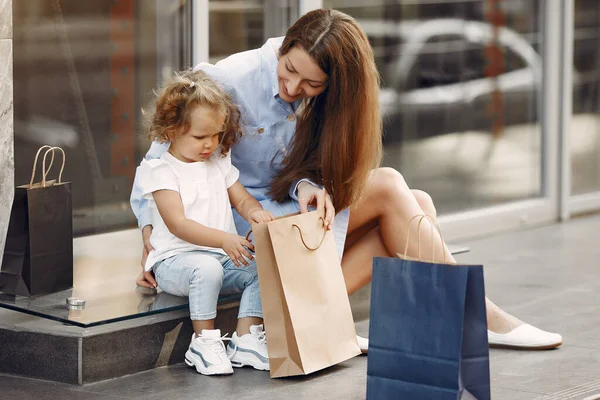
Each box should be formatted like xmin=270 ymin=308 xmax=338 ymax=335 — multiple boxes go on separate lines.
xmin=228 ymin=181 xmax=275 ymax=224
xmin=153 ymin=189 xmax=254 ymax=267
xmin=132 ymin=142 xmax=170 ymax=286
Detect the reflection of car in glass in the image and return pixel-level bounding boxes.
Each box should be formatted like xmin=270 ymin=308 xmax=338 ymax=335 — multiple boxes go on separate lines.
xmin=359 ymin=19 xmax=577 ymax=142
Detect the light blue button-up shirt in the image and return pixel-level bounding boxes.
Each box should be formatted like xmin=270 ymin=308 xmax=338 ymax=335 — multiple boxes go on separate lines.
xmin=130 ymin=37 xmax=349 ymax=258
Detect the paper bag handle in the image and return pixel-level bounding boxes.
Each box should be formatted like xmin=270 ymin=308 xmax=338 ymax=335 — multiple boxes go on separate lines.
xmin=42 ymin=147 xmax=66 ymax=187
xmin=29 ymin=145 xmax=57 ymax=187
xmin=292 ymin=217 xmax=327 ymax=251
xmin=402 ymin=214 xmax=447 ymax=263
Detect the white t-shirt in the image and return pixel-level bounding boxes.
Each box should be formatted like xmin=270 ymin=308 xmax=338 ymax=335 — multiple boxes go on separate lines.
xmin=137 ymin=150 xmax=239 ymax=271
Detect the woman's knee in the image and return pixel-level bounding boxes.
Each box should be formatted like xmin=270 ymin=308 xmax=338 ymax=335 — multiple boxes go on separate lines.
xmin=368 ymin=168 xmax=437 ymax=218
xmin=369 ymin=167 xmax=411 ymax=205
xmin=411 ymin=189 xmax=437 ymax=218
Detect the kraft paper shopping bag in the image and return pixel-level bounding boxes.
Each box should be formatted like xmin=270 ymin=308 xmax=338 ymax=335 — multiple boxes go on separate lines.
xmin=253 ymin=210 xmax=361 ymax=378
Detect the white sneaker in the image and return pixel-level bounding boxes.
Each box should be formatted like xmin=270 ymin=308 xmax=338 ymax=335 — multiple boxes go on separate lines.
xmin=357 ymin=335 xmax=369 ymax=354
xmin=185 ymin=329 xmax=234 ymax=375
xmin=227 ymin=324 xmax=270 ymax=371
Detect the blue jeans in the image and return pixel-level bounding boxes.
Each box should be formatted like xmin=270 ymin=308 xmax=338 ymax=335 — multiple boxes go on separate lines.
xmin=153 ymin=250 xmax=263 ymax=321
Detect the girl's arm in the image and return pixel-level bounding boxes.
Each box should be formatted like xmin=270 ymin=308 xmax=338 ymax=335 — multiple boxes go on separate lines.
xmin=228 ymin=181 xmax=275 ymax=224
xmin=152 ymin=189 xmax=254 ymax=266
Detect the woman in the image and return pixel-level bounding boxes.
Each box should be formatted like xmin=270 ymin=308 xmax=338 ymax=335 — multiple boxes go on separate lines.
xmin=131 ymin=8 xmax=562 ymax=351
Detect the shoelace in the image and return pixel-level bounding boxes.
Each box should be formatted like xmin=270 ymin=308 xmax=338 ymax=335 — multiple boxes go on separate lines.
xmin=254 ymin=329 xmax=267 ymax=347
xmin=197 ymin=333 xmax=231 ymax=354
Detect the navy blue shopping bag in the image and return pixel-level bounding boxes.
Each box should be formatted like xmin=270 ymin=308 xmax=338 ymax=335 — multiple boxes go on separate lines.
xmin=366 ymin=254 xmax=491 ymax=400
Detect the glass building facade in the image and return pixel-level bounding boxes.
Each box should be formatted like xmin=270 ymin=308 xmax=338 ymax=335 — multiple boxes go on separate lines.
xmin=10 ymin=0 xmax=600 ymax=240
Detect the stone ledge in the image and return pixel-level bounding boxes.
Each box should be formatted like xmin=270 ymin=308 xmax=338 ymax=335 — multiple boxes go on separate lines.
xmin=0 ymin=305 xmax=238 ymax=385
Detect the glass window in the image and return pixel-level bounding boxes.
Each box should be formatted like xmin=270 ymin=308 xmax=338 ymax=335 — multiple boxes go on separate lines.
xmin=571 ymin=0 xmax=600 ymax=195
xmin=13 ymin=0 xmax=190 ymax=236
xmin=325 ymin=0 xmax=543 ymax=214
xmin=209 ymin=0 xmax=297 ymax=63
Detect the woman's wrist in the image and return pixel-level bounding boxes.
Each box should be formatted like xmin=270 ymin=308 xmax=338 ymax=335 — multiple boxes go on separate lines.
xmin=297 ymin=181 xmax=314 ymax=192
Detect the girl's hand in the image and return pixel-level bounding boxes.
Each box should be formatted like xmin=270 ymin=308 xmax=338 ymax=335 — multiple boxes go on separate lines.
xmin=248 ymin=209 xmax=276 ymax=224
xmin=221 ymin=233 xmax=255 ymax=267
xmin=297 ymin=182 xmax=335 ymax=230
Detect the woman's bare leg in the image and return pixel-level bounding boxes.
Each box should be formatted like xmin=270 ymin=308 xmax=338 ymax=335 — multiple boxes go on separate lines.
xmin=342 ymin=167 xmax=522 ymax=333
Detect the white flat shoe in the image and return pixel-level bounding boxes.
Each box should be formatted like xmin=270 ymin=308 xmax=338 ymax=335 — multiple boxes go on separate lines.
xmin=488 ymin=324 xmax=563 ymax=350
xmin=356 ymin=335 xmax=369 ymax=354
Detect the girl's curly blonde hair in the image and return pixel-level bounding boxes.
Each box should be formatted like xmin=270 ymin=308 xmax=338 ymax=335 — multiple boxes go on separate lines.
xmin=147 ymin=68 xmax=241 ymax=156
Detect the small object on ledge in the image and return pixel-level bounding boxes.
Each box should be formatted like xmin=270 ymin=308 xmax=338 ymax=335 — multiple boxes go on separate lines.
xmin=66 ymin=297 xmax=86 ymax=308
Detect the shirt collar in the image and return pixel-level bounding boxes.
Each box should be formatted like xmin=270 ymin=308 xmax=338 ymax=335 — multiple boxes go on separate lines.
xmin=260 ymin=37 xmax=284 ymax=98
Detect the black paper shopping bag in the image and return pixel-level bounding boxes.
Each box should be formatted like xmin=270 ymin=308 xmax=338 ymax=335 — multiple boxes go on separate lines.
xmin=0 ymin=146 xmax=73 ymax=296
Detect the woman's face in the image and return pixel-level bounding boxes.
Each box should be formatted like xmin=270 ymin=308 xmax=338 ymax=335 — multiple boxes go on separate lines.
xmin=277 ymin=45 xmax=328 ymax=103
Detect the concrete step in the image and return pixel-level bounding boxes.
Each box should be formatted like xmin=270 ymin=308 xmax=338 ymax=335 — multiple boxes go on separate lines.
xmin=0 ymin=303 xmax=239 ymax=385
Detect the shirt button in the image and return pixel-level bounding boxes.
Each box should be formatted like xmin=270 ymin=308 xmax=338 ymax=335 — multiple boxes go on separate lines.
xmin=257 ymin=127 xmax=264 ymax=134
xmin=287 ymin=114 xmax=295 ymax=122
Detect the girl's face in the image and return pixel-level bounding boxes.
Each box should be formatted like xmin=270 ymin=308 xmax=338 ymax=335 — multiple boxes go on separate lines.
xmin=169 ymin=105 xmax=224 ymax=163
xmin=277 ymin=45 xmax=328 ymax=103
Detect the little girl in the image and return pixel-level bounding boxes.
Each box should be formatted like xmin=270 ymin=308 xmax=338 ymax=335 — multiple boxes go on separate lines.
xmin=135 ymin=69 xmax=275 ymax=376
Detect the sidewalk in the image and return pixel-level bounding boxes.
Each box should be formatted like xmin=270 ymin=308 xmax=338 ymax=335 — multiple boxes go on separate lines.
xmin=1 ymin=214 xmax=599 ymax=399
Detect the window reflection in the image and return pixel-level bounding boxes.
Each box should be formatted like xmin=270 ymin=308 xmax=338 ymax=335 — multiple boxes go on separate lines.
xmin=325 ymin=1 xmax=543 ymax=213
xmin=571 ymin=0 xmax=600 ymax=195
xmin=13 ymin=0 xmax=189 ymax=236
xmin=209 ymin=0 xmax=296 ymax=63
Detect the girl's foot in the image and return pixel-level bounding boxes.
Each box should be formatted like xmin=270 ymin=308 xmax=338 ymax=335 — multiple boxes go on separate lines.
xmin=185 ymin=329 xmax=234 ymax=375
xmin=227 ymin=324 xmax=269 ymax=371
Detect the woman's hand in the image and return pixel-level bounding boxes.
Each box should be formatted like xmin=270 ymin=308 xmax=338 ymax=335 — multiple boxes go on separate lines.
xmin=221 ymin=233 xmax=255 ymax=267
xmin=297 ymin=182 xmax=335 ymax=229
xmin=141 ymin=225 xmax=154 ymax=267
xmin=138 ymin=225 xmax=158 ymax=288
xmin=248 ymin=208 xmax=276 ymax=224
xmin=137 ymin=270 xmax=157 ymax=289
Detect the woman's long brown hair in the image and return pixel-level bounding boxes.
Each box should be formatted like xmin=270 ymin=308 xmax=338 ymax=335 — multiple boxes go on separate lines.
xmin=268 ymin=9 xmax=382 ymax=212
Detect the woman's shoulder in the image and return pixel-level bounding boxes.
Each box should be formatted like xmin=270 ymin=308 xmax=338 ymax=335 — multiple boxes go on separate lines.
xmin=145 ymin=141 xmax=170 ymax=160
xmin=219 ymin=48 xmax=263 ymax=69
xmin=195 ymin=50 xmax=260 ymax=84
xmin=195 ymin=38 xmax=281 ymax=87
